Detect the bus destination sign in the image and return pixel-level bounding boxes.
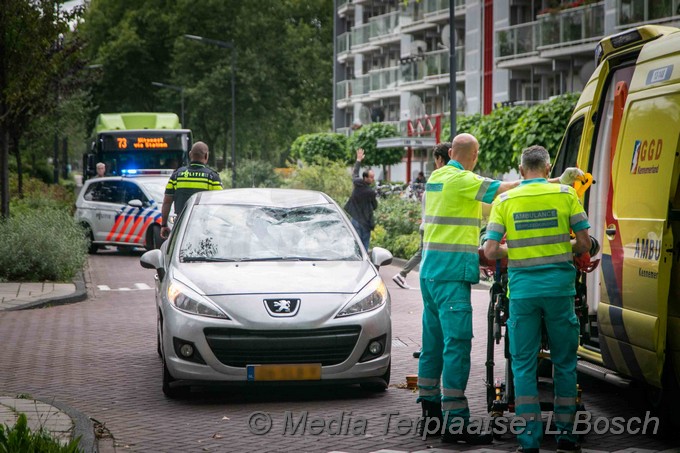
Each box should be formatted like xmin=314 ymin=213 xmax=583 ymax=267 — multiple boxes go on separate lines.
xmin=101 ymin=133 xmax=185 ymax=152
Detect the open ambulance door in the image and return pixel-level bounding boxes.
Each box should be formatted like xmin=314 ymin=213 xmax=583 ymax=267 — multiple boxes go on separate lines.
xmin=591 ymin=60 xmax=679 ymax=389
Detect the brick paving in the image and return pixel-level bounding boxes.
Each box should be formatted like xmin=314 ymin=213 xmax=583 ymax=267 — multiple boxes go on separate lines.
xmin=0 ymin=249 xmax=678 ymax=452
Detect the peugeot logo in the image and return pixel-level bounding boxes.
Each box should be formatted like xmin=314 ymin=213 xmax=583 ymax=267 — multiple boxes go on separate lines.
xmin=264 ymin=298 xmax=301 ymax=317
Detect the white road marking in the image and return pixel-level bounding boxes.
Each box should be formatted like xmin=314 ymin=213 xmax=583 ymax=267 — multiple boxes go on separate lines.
xmin=97 ymin=284 xmax=153 ymax=291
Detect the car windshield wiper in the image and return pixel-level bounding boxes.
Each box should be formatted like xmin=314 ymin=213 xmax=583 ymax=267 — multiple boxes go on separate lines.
xmin=238 ymin=256 xmax=327 ymax=262
xmin=181 ymin=256 xmax=239 ymax=263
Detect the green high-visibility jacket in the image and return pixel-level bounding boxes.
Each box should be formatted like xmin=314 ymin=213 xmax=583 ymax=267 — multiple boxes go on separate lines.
xmin=421 ymin=160 xmax=500 ymax=282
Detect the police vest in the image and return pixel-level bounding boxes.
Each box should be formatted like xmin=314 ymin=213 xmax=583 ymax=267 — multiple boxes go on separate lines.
xmin=421 ymin=163 xmax=496 ymax=282
xmin=488 ymin=183 xmax=583 ymax=268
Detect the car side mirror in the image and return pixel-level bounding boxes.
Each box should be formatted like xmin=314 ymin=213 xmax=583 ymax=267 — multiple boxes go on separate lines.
xmin=140 ymin=249 xmax=165 ymax=280
xmin=128 ymin=199 xmax=143 ymax=208
xmin=370 ymin=247 xmax=393 ymax=269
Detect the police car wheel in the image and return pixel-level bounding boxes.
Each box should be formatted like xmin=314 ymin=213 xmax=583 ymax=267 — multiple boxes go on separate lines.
xmin=84 ymin=226 xmax=98 ymax=254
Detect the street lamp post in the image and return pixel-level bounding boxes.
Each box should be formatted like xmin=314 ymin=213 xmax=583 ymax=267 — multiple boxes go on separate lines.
xmin=151 ymin=81 xmax=185 ymax=127
xmin=184 ymin=34 xmax=237 ymax=188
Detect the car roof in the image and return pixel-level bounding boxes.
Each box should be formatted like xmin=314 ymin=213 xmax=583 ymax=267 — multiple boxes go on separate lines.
xmin=84 ymin=175 xmax=169 ymax=185
xmin=195 ymin=188 xmax=333 ymax=208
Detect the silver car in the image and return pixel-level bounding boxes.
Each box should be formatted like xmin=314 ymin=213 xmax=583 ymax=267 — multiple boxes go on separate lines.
xmin=140 ymin=188 xmax=393 ymax=397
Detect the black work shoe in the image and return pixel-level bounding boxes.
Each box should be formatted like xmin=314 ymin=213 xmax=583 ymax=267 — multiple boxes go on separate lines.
xmin=413 ymin=349 xmax=421 ymax=358
xmin=556 ymin=439 xmax=582 ymax=453
xmin=417 ymin=400 xmax=443 ymax=437
xmin=441 ymin=429 xmax=493 ymax=445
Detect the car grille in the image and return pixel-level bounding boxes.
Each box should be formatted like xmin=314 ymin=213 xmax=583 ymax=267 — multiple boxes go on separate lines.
xmin=204 ymin=326 xmax=362 ymax=367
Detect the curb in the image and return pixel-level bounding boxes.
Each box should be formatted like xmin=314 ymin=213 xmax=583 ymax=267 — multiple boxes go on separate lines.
xmin=41 ymin=397 xmax=97 ymax=453
xmin=9 ymin=270 xmax=88 ymax=312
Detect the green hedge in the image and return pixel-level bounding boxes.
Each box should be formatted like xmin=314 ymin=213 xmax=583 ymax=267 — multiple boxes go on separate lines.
xmin=0 ymin=209 xmax=88 ymax=282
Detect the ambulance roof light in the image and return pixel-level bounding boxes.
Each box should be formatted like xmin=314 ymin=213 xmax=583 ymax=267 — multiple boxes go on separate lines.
xmin=610 ymin=29 xmax=642 ymax=49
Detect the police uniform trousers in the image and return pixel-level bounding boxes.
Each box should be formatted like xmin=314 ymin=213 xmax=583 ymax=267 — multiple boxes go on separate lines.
xmin=417 ymin=279 xmax=472 ymax=425
xmin=508 ymin=295 xmax=579 ymax=448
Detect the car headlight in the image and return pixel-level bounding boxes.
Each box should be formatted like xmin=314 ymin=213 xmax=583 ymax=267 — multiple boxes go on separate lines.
xmin=167 ymin=280 xmax=228 ymax=319
xmin=336 ymin=278 xmax=388 ymax=317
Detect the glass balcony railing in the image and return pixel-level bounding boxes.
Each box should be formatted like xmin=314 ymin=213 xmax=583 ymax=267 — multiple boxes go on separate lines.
xmin=400 ymin=47 xmax=464 ymax=82
xmin=496 ymin=21 xmax=538 ymax=58
xmin=423 ymin=47 xmax=464 ymax=76
xmin=337 ymin=0 xmax=349 ymax=7
xmin=423 ymin=0 xmax=465 ymax=14
xmin=351 ymin=23 xmax=371 ymax=47
xmin=618 ymin=0 xmax=680 ymax=25
xmin=370 ymin=11 xmax=400 ymax=40
xmin=353 ymin=75 xmax=370 ymax=96
xmin=369 ymin=66 xmax=400 ymax=91
xmin=336 ymin=80 xmax=352 ymax=101
xmin=539 ymin=2 xmax=604 ymax=47
xmin=337 ymin=32 xmax=351 ymax=55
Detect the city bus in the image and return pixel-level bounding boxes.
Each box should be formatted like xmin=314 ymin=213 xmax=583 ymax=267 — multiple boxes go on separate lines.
xmin=83 ymin=112 xmax=191 ymax=181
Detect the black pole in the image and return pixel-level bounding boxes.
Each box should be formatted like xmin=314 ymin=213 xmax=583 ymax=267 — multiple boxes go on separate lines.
xmin=449 ymin=0 xmax=457 ymax=138
xmin=180 ymin=88 xmax=185 ymax=128
xmin=231 ymin=48 xmax=236 ymax=189
xmin=62 ymin=137 xmax=68 ymax=179
xmin=53 ymin=134 xmax=59 ymax=183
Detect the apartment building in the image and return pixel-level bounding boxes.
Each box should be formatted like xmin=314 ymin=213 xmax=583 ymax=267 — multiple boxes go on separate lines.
xmin=333 ymin=0 xmax=680 ymax=181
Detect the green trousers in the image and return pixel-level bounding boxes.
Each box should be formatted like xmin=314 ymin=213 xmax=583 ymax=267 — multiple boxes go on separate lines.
xmin=418 ymin=279 xmax=472 ymax=425
xmin=508 ymin=295 xmax=580 ymax=449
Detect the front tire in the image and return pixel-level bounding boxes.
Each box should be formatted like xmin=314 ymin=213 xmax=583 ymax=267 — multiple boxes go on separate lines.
xmin=84 ymin=226 xmax=98 ymax=254
xmin=360 ymin=362 xmax=391 ymax=392
xmin=162 ymin=357 xmax=189 ymax=398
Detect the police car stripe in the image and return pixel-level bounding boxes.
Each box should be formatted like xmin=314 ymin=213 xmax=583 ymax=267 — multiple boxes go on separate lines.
xmin=115 ymin=214 xmax=136 ymax=242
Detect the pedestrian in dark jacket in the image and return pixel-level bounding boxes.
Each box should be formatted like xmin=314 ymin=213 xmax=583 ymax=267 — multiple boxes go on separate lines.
xmin=344 ymin=148 xmax=377 ymax=251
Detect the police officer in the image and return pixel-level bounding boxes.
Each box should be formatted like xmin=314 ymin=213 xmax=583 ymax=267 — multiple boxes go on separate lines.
xmin=483 ymin=145 xmax=592 ymax=453
xmin=417 ymin=136 xmax=584 ymax=445
xmin=160 ymin=141 xmax=222 ymax=239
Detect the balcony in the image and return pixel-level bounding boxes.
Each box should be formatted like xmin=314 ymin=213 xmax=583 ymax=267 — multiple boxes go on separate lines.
xmin=423 ymin=47 xmax=464 ymax=77
xmin=336 ymin=80 xmax=352 ymax=103
xmin=369 ymin=11 xmax=400 ymax=42
xmin=423 ymin=0 xmax=465 ymax=17
xmin=496 ymin=21 xmax=538 ymax=60
xmin=336 ymin=32 xmax=351 ymax=59
xmin=353 ymin=75 xmax=371 ymax=97
xmin=617 ymin=0 xmax=680 ymax=26
xmin=351 ymin=23 xmax=372 ymax=49
xmin=538 ymin=2 xmax=604 ymax=49
xmin=369 ymin=66 xmax=400 ymax=93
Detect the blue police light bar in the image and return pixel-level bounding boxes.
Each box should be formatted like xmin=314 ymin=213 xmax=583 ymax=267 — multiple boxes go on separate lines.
xmin=122 ymin=169 xmax=138 ymax=175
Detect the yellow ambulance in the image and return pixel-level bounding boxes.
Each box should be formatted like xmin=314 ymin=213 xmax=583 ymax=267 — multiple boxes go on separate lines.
xmin=552 ymin=24 xmax=680 ymax=426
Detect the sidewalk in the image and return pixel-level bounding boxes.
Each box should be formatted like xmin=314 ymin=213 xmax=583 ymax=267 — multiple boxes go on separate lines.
xmin=0 ymin=274 xmax=99 ymax=452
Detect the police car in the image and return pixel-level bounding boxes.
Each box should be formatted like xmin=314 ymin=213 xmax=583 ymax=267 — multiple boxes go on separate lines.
xmin=75 ymin=170 xmax=174 ymax=253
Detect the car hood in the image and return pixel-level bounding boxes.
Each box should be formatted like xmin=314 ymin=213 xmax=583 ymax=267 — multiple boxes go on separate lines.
xmin=171 ymin=260 xmax=377 ymax=296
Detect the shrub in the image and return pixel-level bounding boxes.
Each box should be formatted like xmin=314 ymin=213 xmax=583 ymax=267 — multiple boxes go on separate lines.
xmin=0 ymin=413 xmax=81 ymax=453
xmin=0 ymin=209 xmax=88 ymax=282
xmin=219 ymin=159 xmax=282 ymax=189
xmin=392 ymin=231 xmax=420 ymax=258
xmin=290 ymin=133 xmax=350 ymax=164
xmin=374 ymin=197 xmax=421 ymax=237
xmin=9 ymin=174 xmax=76 ymax=216
xmin=285 ymin=158 xmax=353 ymax=206
xmin=348 ymin=123 xmax=403 ymax=166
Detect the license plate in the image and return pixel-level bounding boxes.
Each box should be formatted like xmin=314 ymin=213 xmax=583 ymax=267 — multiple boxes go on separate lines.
xmin=246 ymin=364 xmax=321 ymax=381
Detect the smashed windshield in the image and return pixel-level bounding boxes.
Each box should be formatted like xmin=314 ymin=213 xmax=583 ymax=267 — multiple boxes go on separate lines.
xmin=179 ymin=204 xmax=362 ymax=262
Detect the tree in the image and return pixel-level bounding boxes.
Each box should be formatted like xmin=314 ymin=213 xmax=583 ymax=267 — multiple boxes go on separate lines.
xmin=81 ymin=0 xmax=334 ymax=167
xmin=0 ymin=0 xmax=85 ymax=218
xmin=290 ymin=132 xmax=349 ymax=164
xmin=511 ymin=92 xmax=579 ymax=162
xmin=348 ymin=123 xmax=402 ymax=167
